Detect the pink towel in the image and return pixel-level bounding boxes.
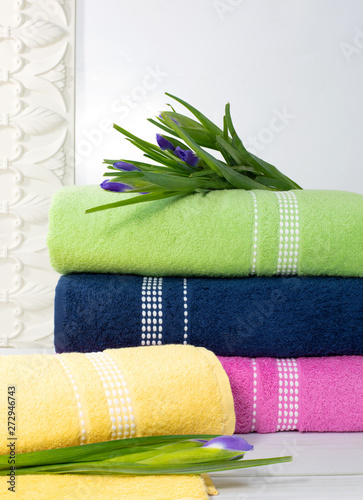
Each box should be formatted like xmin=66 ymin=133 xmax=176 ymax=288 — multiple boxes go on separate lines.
xmin=218 ymin=356 xmax=363 ymax=433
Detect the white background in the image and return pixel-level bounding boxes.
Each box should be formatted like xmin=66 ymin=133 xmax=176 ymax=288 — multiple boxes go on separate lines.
xmin=76 ymin=0 xmax=363 ymax=194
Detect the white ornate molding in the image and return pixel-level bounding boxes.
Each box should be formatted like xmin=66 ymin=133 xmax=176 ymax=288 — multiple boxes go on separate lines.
xmin=0 ymin=0 xmax=75 ymax=348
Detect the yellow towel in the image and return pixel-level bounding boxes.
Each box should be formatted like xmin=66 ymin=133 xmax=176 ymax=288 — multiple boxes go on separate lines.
xmin=0 ymin=474 xmax=217 ymax=499
xmin=0 ymin=345 xmax=235 ymax=454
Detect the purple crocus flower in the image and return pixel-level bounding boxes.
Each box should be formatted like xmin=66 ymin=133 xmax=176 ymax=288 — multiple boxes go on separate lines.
xmin=202 ymin=436 xmax=254 ymax=453
xmin=113 ymin=161 xmax=140 ymax=171
xmin=100 ymin=180 xmax=132 ymax=192
xmin=156 ymin=134 xmax=175 ymax=151
xmin=174 ymin=146 xmax=199 ymax=167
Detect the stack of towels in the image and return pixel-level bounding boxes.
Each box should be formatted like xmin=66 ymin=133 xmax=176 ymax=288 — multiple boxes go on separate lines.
xmin=2 ymin=186 xmax=361 ymax=498
xmin=48 ymin=186 xmax=363 ymax=434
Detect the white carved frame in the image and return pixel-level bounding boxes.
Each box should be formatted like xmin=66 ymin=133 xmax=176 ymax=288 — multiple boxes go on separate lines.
xmin=0 ymin=0 xmax=75 ymax=348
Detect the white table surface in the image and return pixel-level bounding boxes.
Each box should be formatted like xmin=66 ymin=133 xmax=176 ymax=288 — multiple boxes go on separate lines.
xmin=211 ymin=432 xmax=363 ymax=499
xmin=1 ymin=350 xmax=362 ymax=498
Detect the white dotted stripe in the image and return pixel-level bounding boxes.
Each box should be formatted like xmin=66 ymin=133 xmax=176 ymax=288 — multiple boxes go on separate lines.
xmin=275 ymin=192 xmax=300 ymax=276
xmin=85 ymin=352 xmax=134 ymax=440
xmin=56 ymin=355 xmax=87 ymax=445
xmin=141 ymin=277 xmax=163 ymax=346
xmin=102 ymin=352 xmax=136 ymax=437
xmin=183 ymin=278 xmax=188 ymax=344
xmin=276 ymin=358 xmax=299 ymax=431
xmin=251 ymin=359 xmax=258 ymax=431
xmin=85 ymin=353 xmax=120 ymax=440
xmin=249 ymin=191 xmax=258 ymax=276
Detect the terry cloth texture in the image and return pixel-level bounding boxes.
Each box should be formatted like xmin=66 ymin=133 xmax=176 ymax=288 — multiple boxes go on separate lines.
xmin=0 ymin=474 xmax=215 ymax=500
xmin=0 ymin=345 xmax=235 ymax=455
xmin=47 ymin=186 xmax=363 ymax=277
xmin=219 ymin=356 xmax=363 ymax=433
xmin=54 ymin=274 xmax=363 ymax=357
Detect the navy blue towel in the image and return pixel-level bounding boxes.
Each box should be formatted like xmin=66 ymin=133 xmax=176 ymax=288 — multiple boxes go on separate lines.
xmin=54 ymin=274 xmax=363 ymax=356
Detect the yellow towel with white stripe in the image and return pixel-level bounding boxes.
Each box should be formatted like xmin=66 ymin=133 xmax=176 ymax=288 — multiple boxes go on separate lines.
xmin=0 ymin=345 xmax=234 ymax=454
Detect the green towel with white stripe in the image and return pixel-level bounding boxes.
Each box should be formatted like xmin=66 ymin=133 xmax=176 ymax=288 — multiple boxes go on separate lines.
xmin=47 ymin=186 xmax=363 ymax=277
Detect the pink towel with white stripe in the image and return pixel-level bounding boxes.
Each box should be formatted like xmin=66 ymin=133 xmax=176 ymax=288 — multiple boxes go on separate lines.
xmin=218 ymin=356 xmax=363 ymax=433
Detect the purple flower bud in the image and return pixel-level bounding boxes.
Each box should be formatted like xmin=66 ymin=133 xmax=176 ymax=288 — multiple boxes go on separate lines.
xmin=100 ymin=180 xmax=132 ymax=192
xmin=113 ymin=161 xmax=140 ymax=171
xmin=202 ymin=436 xmax=254 ymax=453
xmin=156 ymin=134 xmax=175 ymax=151
xmin=174 ymin=146 xmax=199 ymax=167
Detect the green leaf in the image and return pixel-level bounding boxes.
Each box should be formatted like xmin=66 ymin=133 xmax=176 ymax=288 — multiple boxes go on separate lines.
xmin=255 ymin=176 xmax=293 ymax=190
xmin=223 ymin=115 xmax=229 ymax=141
xmin=125 ymin=139 xmax=178 ymax=169
xmin=162 ymin=112 xmax=217 ymax=149
xmin=113 ymin=124 xmax=162 ymax=153
xmin=216 ymin=135 xmax=246 ymax=165
xmin=232 ymin=165 xmax=261 ymax=174
xmin=161 ymin=112 xmax=224 ymax=177
xmin=123 ymin=140 xmax=193 ymax=175
xmin=147 ymin=118 xmax=180 ymax=138
xmin=202 ymin=178 xmax=231 ymax=190
xmin=139 ymin=446 xmax=245 ymax=466
xmin=114 ymin=161 xmax=179 ymax=174
xmin=85 ymin=191 xmax=193 ymax=213
xmin=141 ymin=172 xmax=207 ymax=191
xmin=109 ymin=442 xmax=204 ymax=465
xmin=161 ymin=113 xmax=267 ymax=190
xmin=224 ymin=104 xmax=301 ymax=189
xmin=164 ymin=93 xmax=224 ymax=143
xmin=189 ymin=169 xmax=215 ymax=177
xmin=102 ymin=171 xmax=145 ymax=179
xmin=224 ymin=102 xmax=244 ymax=149
xmin=0 ymin=435 xmax=220 ymax=470
xmin=0 ymin=456 xmax=292 ymax=476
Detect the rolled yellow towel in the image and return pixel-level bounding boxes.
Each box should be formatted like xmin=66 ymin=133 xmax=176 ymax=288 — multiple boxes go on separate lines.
xmin=0 ymin=474 xmax=216 ymax=499
xmin=0 ymin=345 xmax=234 ymax=454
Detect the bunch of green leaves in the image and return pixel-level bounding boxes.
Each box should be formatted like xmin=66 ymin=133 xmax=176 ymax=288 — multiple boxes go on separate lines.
xmin=87 ymin=93 xmax=302 ymax=213
xmin=0 ymin=435 xmax=291 ymax=476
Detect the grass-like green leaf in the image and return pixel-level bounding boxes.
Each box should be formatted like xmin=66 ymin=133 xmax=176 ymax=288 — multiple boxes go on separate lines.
xmin=165 ymin=93 xmax=224 ymax=141
xmin=85 ymin=191 xmax=193 ymax=213
xmin=224 ymin=103 xmax=302 ymax=189
xmin=224 ymin=102 xmax=244 ymax=150
xmin=0 ymin=456 xmax=292 ymax=477
xmin=87 ymin=93 xmax=302 ymax=213
xmin=161 ymin=112 xmax=268 ymax=190
xmin=0 ymin=435 xmax=220 ymax=470
xmin=216 ymin=135 xmax=246 ymax=165
xmin=0 ymin=434 xmax=293 ymax=478
xmin=161 ymin=112 xmax=217 ymax=149
xmin=147 ymin=118 xmax=179 ymax=137
xmin=141 ymin=172 xmax=207 ymax=191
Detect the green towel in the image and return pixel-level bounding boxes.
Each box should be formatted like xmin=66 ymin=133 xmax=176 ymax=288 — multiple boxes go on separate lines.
xmin=47 ymin=185 xmax=363 ymax=277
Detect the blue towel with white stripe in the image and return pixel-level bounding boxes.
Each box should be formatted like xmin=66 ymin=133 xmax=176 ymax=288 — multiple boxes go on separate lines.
xmin=54 ymin=274 xmax=363 ymax=357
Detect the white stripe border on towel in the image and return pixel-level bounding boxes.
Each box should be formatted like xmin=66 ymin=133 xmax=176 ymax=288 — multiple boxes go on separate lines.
xmin=85 ymin=352 xmax=136 ymax=439
xmin=275 ymin=191 xmax=300 ymax=276
xmin=102 ymin=352 xmax=136 ymax=437
xmin=141 ymin=277 xmax=163 ymax=346
xmin=276 ymin=358 xmax=299 ymax=431
xmin=56 ymin=355 xmax=88 ymax=445
xmin=183 ymin=278 xmax=189 ymax=344
xmin=251 ymin=358 xmax=258 ymax=432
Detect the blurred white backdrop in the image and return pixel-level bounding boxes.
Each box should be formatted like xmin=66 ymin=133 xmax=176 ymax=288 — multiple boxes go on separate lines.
xmin=76 ymin=0 xmax=363 ymax=193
